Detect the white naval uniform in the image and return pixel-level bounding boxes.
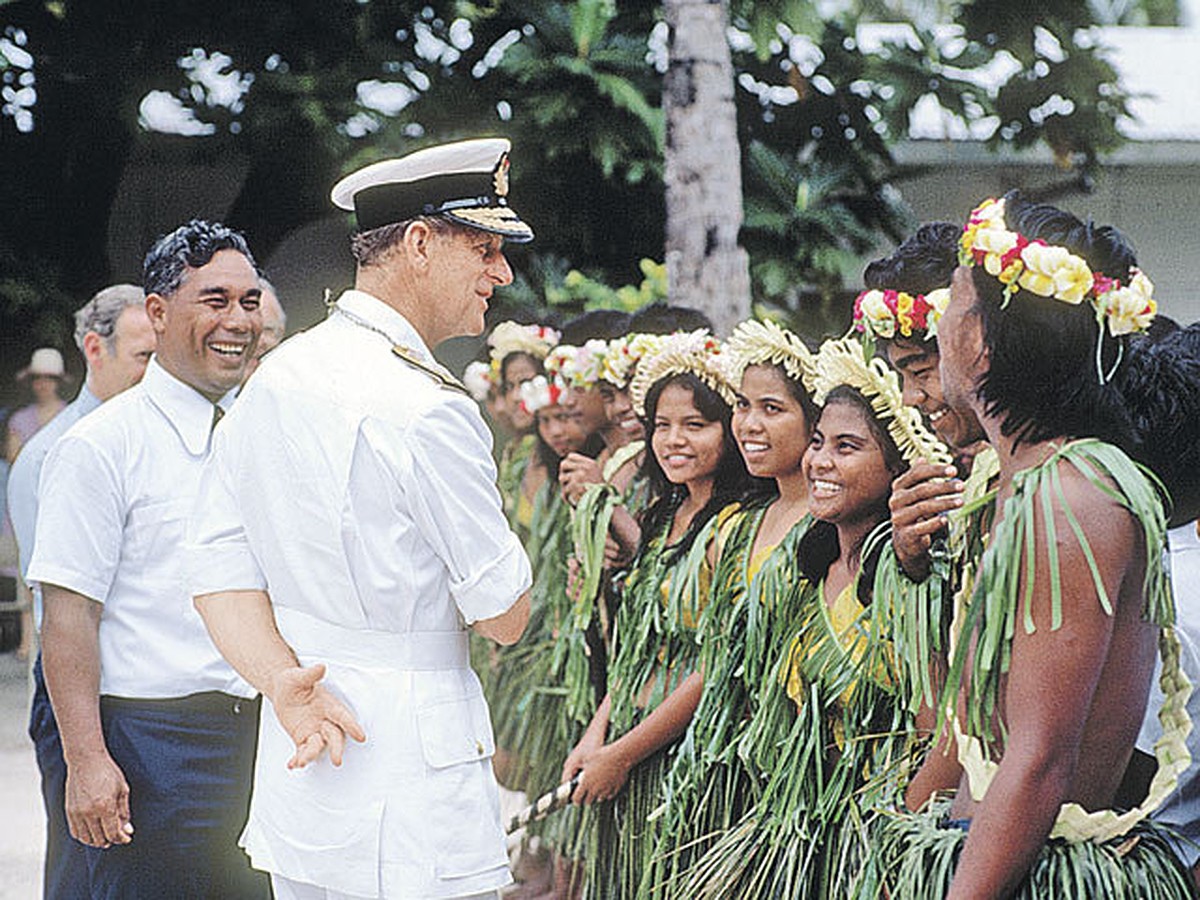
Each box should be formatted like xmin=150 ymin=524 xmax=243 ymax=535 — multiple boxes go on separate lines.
xmin=188 ymin=290 xmax=531 ymax=899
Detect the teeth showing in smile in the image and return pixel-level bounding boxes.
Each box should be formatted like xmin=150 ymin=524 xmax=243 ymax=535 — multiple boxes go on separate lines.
xmin=209 ymin=342 xmax=246 ymax=357
xmin=742 ymin=442 xmax=769 ymax=452
xmin=812 ymin=479 xmax=841 ymax=493
xmin=929 ymin=408 xmax=947 ymax=424
xmin=665 ymin=454 xmax=692 ymax=464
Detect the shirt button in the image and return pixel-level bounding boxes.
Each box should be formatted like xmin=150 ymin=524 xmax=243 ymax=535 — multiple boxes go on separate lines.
xmin=475 ymin=740 xmax=485 ymax=756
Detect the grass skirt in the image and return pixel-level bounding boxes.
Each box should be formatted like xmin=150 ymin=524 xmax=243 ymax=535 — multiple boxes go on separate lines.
xmin=855 ymin=797 xmax=1194 ymax=899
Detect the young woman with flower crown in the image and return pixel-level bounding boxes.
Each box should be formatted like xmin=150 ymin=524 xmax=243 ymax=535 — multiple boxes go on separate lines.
xmin=675 ymin=337 xmax=952 ymax=900
xmin=639 ymin=320 xmax=820 ymax=892
xmin=558 ymin=331 xmax=764 ymax=898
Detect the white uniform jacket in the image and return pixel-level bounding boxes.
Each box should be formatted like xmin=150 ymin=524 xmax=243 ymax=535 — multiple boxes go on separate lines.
xmin=189 ymin=290 xmax=532 ymax=899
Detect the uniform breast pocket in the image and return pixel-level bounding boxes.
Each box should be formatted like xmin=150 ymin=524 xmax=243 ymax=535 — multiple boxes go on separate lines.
xmin=416 ymin=693 xmax=509 ymax=882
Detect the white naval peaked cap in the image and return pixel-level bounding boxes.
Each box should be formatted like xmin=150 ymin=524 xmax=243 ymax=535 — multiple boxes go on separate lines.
xmin=330 ymin=137 xmax=533 ymax=242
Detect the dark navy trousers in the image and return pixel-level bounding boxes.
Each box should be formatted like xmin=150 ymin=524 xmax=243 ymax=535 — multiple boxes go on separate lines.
xmin=28 ymin=653 xmax=91 ymax=899
xmin=83 ymin=691 xmax=272 ymax=899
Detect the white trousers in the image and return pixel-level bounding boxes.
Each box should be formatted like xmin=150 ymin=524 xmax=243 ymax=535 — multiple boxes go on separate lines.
xmin=271 ymin=874 xmax=500 ymax=900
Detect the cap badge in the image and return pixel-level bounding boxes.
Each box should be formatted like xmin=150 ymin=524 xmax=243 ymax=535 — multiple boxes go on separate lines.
xmin=493 ymin=153 xmax=511 ymax=199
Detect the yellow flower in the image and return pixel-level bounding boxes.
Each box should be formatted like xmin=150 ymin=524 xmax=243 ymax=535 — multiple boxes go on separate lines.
xmin=1051 ymin=256 xmax=1093 ymax=304
xmin=1017 ymin=268 xmax=1056 ymax=297
xmin=1020 ymin=243 xmax=1089 ymax=304
xmin=973 ymin=227 xmax=1018 ymax=258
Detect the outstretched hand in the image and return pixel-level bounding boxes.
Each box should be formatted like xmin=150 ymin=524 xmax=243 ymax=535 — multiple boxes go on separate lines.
xmin=267 ymin=664 xmax=366 ymax=769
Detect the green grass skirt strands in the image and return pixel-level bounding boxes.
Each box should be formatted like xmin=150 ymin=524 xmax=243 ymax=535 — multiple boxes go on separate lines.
xmin=653 ymin=507 xmax=814 ymax=892
xmin=673 ymin=525 xmax=940 ymax=899
xmin=857 ymin=798 xmax=1194 ymax=899
xmin=580 ymin=519 xmax=711 ymax=897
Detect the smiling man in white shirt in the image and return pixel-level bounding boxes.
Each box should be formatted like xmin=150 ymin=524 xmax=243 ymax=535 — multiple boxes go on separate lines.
xmin=190 ymin=138 xmax=533 ymax=900
xmin=28 ymin=220 xmax=269 ymax=898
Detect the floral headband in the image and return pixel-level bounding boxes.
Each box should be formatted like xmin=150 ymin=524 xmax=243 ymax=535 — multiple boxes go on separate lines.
xmin=462 ymin=360 xmax=494 ymax=402
xmin=806 ymin=337 xmax=952 ymax=467
xmin=544 ymin=339 xmax=609 ymax=389
xmin=723 ymin=318 xmax=816 ymax=387
xmin=518 ymin=375 xmax=565 ymax=415
xmin=960 ymin=197 xmax=1156 ymax=337
xmin=488 ymin=321 xmax=561 ymax=365
xmin=853 ymin=287 xmax=950 ymax=341
xmin=600 ymin=333 xmax=664 ymax=389
xmin=630 ymin=330 xmax=736 ymax=416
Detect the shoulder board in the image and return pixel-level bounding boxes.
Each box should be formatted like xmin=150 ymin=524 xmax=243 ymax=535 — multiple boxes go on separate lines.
xmin=391 ymin=344 xmax=471 ymax=397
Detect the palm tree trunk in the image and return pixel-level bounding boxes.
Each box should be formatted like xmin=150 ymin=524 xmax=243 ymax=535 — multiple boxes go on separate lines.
xmin=663 ymin=0 xmax=752 ymax=336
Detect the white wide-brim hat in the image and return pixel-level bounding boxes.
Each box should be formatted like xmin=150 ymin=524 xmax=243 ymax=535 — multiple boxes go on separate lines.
xmin=19 ymin=347 xmax=65 ymax=380
xmin=330 ymin=137 xmax=533 ymax=242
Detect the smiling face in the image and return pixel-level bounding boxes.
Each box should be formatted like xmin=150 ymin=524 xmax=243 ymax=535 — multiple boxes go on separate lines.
xmin=536 ymin=404 xmax=587 ymax=458
xmin=733 ymin=364 xmax=810 ymax=481
xmin=146 ymin=248 xmax=262 ymax=402
xmin=650 ymin=381 xmax=726 ymax=490
xmin=803 ymin=399 xmax=896 ymax=528
xmin=885 ymin=336 xmax=984 ymax=452
xmin=425 ymin=228 xmax=513 ymax=343
xmin=599 ymin=380 xmax=642 ymax=441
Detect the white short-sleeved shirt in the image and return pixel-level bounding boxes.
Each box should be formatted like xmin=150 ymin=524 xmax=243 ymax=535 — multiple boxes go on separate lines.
xmin=7 ymin=384 xmax=101 ymax=627
xmin=27 ymin=358 xmax=250 ymax=700
xmin=188 ymin=290 xmax=531 ymax=900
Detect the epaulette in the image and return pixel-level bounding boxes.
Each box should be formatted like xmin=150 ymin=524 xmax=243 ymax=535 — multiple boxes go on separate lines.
xmin=391 ymin=344 xmax=471 ymax=397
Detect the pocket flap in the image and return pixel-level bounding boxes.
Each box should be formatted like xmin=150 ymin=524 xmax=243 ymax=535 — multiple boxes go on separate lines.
xmin=417 ymin=694 xmax=496 ymax=768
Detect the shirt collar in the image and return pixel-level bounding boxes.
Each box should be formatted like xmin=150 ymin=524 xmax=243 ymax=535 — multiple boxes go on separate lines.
xmin=334 ymin=289 xmax=435 ymax=364
xmin=70 ymin=383 xmax=103 ymax=417
xmin=141 ymin=357 xmax=236 ymax=456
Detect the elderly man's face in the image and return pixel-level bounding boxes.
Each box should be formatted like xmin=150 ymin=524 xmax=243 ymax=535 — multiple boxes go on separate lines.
xmin=148 ymin=249 xmax=263 ymax=402
xmin=424 ymin=229 xmax=513 ymax=343
xmin=241 ymin=285 xmax=285 ymax=383
xmin=93 ymin=305 xmax=155 ymax=401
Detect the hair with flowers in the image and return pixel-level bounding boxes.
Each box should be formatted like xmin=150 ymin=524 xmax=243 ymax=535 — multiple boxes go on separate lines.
xmin=630 ymin=330 xmax=735 ymax=416
xmin=806 ymin=337 xmax=951 ymax=467
xmin=600 ymin=333 xmax=665 ymax=389
xmin=544 ymin=339 xmax=609 ymax=389
xmin=723 ymin=318 xmax=816 ymax=386
xmin=853 ymin=287 xmax=950 ymax=341
xmin=960 ymin=196 xmax=1156 ymax=337
xmin=518 ymin=374 xmax=565 ymax=415
xmin=488 ymin=321 xmax=561 ymax=364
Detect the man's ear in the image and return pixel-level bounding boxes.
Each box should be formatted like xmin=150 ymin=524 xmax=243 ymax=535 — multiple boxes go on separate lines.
xmin=81 ymin=331 xmax=106 ymax=368
xmin=403 ymin=220 xmax=435 ymax=272
xmin=145 ymin=293 xmax=169 ymax=336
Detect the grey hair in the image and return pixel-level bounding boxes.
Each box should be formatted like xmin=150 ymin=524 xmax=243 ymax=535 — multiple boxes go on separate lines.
xmin=73 ymin=284 xmax=146 ymax=351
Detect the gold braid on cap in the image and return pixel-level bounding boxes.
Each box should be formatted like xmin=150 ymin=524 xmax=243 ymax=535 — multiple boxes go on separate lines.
xmin=807 ymin=338 xmax=952 ymax=467
xmin=600 ymin=333 xmax=665 ymax=389
xmin=724 ymin=319 xmax=816 ymax=387
xmin=630 ymin=330 xmax=735 ymax=417
xmin=488 ymin=322 xmax=560 ymax=365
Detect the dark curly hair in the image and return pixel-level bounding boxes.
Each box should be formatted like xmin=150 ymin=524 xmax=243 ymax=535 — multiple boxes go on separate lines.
xmin=143 ymin=219 xmax=257 ymax=298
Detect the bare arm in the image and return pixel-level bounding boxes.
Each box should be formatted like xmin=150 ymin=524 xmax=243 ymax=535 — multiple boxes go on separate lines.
xmin=945 ymin=475 xmax=1132 ymax=899
xmin=472 ymin=590 xmax=530 ymax=646
xmin=41 ymin=584 xmax=132 ymax=848
xmin=194 ymin=589 xmax=365 ymax=768
xmin=571 ymin=671 xmax=703 ymax=804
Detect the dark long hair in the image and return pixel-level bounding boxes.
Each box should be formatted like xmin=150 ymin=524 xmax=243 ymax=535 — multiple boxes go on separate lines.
xmin=968 ymin=191 xmax=1137 ymax=451
xmin=637 ymin=372 xmax=770 ymax=565
xmin=797 ymin=386 xmax=907 ymax=604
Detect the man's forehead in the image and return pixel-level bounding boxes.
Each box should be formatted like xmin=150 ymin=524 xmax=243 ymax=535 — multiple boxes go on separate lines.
xmin=886 ymin=340 xmax=937 ymax=370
